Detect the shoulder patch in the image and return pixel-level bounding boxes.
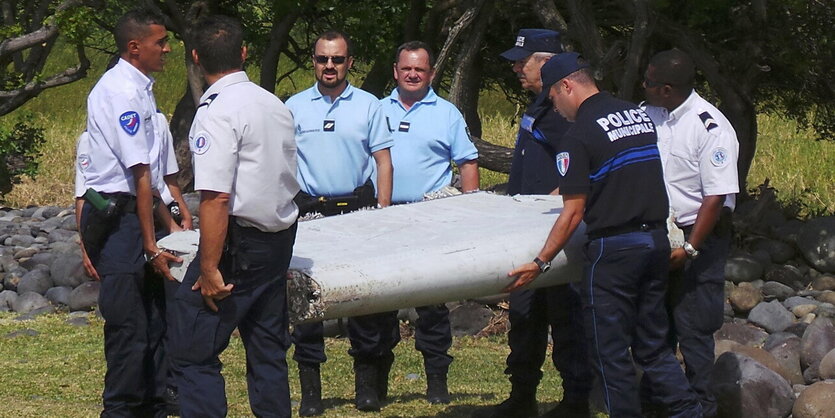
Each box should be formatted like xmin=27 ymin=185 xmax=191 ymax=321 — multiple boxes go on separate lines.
xmin=698 ymin=111 xmax=719 ymax=131
xmin=78 ymin=154 xmax=91 ymax=171
xmin=556 ymin=152 xmax=570 ymax=176
xmin=710 ymin=147 xmax=730 ymax=167
xmin=119 ymin=111 xmax=140 ymax=136
xmin=190 ymin=132 xmax=211 ymax=155
xmin=197 ymin=93 xmax=219 ymax=109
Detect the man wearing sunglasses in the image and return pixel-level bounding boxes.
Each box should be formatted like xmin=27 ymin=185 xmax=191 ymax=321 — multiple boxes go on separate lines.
xmin=641 ymin=49 xmax=739 ymax=418
xmin=285 ymin=30 xmax=395 ymax=415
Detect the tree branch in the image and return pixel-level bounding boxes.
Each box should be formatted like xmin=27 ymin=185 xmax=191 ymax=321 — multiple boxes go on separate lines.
xmin=530 ymin=0 xmax=568 ymax=33
xmin=432 ymin=0 xmax=482 ymax=87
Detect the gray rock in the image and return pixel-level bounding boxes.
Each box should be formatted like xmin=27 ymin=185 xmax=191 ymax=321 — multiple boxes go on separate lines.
xmin=726 ymin=254 xmax=765 ymax=283
xmin=16 ymin=269 xmax=52 ymax=295
xmin=765 ymin=265 xmax=805 ymax=289
xmin=715 ymin=322 xmax=770 ymax=347
xmin=34 ymin=236 xmax=48 ymax=245
xmin=784 ymin=296 xmax=822 ymax=310
xmin=730 ymin=283 xmax=763 ymax=314
xmin=13 ymin=247 xmax=37 ymax=259
xmin=773 ymin=219 xmax=804 ymax=245
xmin=800 ymin=317 xmax=835 ymax=370
xmin=21 ymin=207 xmax=38 ymax=217
xmin=765 ymin=336 xmax=805 ymax=385
xmin=793 ymin=304 xmax=819 ymax=318
xmin=45 ymin=286 xmax=72 ymax=306
xmin=22 ymin=252 xmax=55 ymax=270
xmin=66 ymin=316 xmax=89 ymax=327
xmin=47 ymin=229 xmax=77 ymax=243
xmin=39 ymin=215 xmax=64 ymax=233
xmin=449 ymin=301 xmax=493 ymax=337
xmin=812 ymin=275 xmax=835 ymax=292
xmin=729 ymin=344 xmax=797 ymax=385
xmin=183 ymin=192 xmax=200 ymax=218
xmin=802 ymin=363 xmax=820 ymax=384
xmin=0 ymin=290 xmax=18 ymax=311
xmin=792 ymin=380 xmax=835 ymax=418
xmin=751 ymin=249 xmax=772 ymax=265
xmin=762 ymin=281 xmax=795 ymax=301
xmin=3 ymin=267 xmax=27 ymax=291
xmin=748 ymin=300 xmax=795 ymax=333
xmin=754 ymin=239 xmax=796 ymax=264
xmin=11 ymin=291 xmax=50 ymax=314
xmin=32 ymin=206 xmax=63 ymax=219
xmin=5 ymin=328 xmax=39 ymax=338
xmin=0 ymin=254 xmax=17 ymax=271
xmin=49 ymin=241 xmax=80 ymax=254
xmin=786 ymin=322 xmax=810 ymax=338
xmin=818 ymin=348 xmax=835 ymax=380
xmin=765 ymin=332 xmax=801 ymax=351
xmin=50 ymin=254 xmax=88 ymax=288
xmin=6 ymin=234 xmax=35 ymax=247
xmin=60 ymin=215 xmax=77 ymax=231
xmin=14 ymin=305 xmax=55 ymax=320
xmin=724 ymin=301 xmax=734 ymax=318
xmin=69 ymin=281 xmax=99 ymax=311
xmin=712 ymin=352 xmax=795 ymax=418
xmin=797 ymin=216 xmax=835 ymax=273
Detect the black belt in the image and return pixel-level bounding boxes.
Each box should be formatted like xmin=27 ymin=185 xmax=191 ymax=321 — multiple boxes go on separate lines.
xmin=587 ymin=221 xmax=665 ymax=240
xmin=99 ymin=192 xmax=137 ymax=214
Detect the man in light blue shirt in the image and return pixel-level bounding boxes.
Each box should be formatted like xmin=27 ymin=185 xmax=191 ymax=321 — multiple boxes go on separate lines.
xmin=380 ymin=41 xmax=479 ymax=404
xmin=285 ymin=30 xmax=395 ymax=416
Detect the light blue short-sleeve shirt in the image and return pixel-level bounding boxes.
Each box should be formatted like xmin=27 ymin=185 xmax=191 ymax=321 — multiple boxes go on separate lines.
xmin=286 ymin=83 xmax=393 ymax=197
xmin=381 ymin=87 xmax=478 ymax=203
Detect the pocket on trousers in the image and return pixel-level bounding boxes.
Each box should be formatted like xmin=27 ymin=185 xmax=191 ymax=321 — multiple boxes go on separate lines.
xmin=172 ymin=285 xmax=220 ymax=364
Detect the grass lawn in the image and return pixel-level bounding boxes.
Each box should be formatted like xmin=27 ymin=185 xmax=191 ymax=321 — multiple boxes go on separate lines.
xmin=0 ymin=312 xmax=589 ymax=417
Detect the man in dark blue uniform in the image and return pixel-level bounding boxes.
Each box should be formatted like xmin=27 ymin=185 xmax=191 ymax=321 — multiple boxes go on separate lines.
xmin=507 ymin=52 xmax=703 ymax=418
xmin=486 ymin=29 xmax=592 ymax=418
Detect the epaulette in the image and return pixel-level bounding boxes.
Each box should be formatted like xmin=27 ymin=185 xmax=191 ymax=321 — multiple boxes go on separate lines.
xmin=197 ymin=93 xmax=219 ymax=109
xmin=698 ymin=111 xmax=719 ymax=131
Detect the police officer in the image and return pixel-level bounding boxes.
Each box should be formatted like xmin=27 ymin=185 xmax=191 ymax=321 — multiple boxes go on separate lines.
xmin=507 ymin=52 xmax=703 ymax=418
xmin=487 ymin=29 xmax=592 ymax=418
xmin=170 ymin=15 xmax=299 ymax=417
xmin=380 ymin=40 xmax=479 ymax=404
xmin=285 ymin=30 xmax=395 ymax=415
xmin=76 ymin=9 xmax=181 ymax=416
xmin=641 ymin=49 xmax=738 ymax=417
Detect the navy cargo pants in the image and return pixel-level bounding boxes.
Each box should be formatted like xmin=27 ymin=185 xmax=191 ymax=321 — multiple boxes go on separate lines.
xmin=171 ymin=221 xmax=297 ymax=418
xmin=506 ymin=284 xmax=592 ymax=402
xmin=575 ymin=229 xmax=702 ymax=418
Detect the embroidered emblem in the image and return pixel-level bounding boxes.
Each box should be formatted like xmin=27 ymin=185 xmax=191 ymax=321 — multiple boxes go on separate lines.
xmin=515 ymin=36 xmax=525 ymax=47
xmin=711 ymin=147 xmax=729 ymax=167
xmin=556 ymin=152 xmax=570 ymax=176
xmin=323 ymin=120 xmax=335 ymax=132
xmin=190 ymin=132 xmax=211 ymax=155
xmin=119 ymin=111 xmax=140 ymax=136
xmin=399 ymin=121 xmax=410 ymax=132
xmin=78 ymin=154 xmax=90 ymax=171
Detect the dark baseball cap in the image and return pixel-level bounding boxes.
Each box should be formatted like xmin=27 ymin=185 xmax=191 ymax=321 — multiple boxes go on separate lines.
xmin=500 ymin=29 xmax=562 ymax=61
xmin=540 ymin=52 xmax=589 ymax=89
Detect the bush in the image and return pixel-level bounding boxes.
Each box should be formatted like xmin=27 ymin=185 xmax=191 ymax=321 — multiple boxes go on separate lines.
xmin=0 ymin=112 xmax=45 ymax=195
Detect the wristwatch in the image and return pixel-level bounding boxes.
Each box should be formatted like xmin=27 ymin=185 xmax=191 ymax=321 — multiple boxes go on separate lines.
xmin=682 ymin=242 xmax=700 ymax=259
xmin=533 ymin=257 xmax=551 ymax=273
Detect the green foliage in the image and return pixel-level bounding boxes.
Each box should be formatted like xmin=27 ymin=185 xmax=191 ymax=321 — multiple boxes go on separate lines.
xmin=0 ymin=112 xmax=46 ymax=195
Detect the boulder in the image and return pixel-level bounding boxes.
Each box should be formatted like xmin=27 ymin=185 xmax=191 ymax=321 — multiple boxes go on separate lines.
xmin=765 ymin=265 xmax=805 ymax=289
xmin=764 ymin=336 xmax=805 ymax=385
xmin=45 ymin=286 xmax=72 ymax=306
xmin=730 ymin=283 xmax=763 ymax=314
xmin=797 ymin=216 xmax=835 ymax=273
xmin=773 ymin=219 xmax=804 ymax=245
xmin=11 ymin=291 xmax=50 ymax=314
xmin=715 ymin=322 xmax=769 ymax=347
xmin=69 ymin=281 xmax=100 ymax=311
xmin=792 ymin=380 xmax=835 ymax=418
xmin=762 ymin=281 xmax=795 ymax=301
xmin=712 ymin=352 xmax=795 ymax=418
xmin=0 ymin=290 xmax=17 ymax=311
xmin=16 ymin=268 xmax=52 ymax=295
xmin=754 ymin=239 xmax=796 ymax=264
xmin=50 ymin=253 xmax=88 ymax=288
xmin=748 ymin=300 xmax=795 ymax=333
xmin=786 ymin=322 xmax=810 ymax=338
xmin=6 ymin=234 xmax=35 ymax=247
xmin=47 ymin=229 xmax=78 ymax=244
xmin=14 ymin=247 xmax=37 ymax=259
xmin=818 ymin=291 xmax=835 ymax=306
xmin=725 ymin=254 xmax=764 ymax=283
xmin=729 ymin=344 xmax=797 ymax=385
xmin=60 ymin=215 xmax=77 ymax=231
xmin=15 ymin=304 xmax=55 ymax=320
xmin=819 ymin=348 xmax=835 ymax=380
xmin=785 ymin=296 xmax=822 ymax=310
xmin=2 ymin=267 xmax=26 ymax=291
xmin=449 ymin=301 xmax=494 ymax=337
xmin=801 ymin=317 xmax=835 ymax=370
xmin=715 ymin=339 xmax=742 ymax=358
xmin=811 ymin=275 xmax=835 ymax=292
xmin=32 ymin=206 xmax=62 ymax=219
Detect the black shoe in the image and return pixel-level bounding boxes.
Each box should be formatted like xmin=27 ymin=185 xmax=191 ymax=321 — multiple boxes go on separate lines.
xmin=299 ymin=364 xmax=323 ymax=416
xmin=483 ymin=390 xmax=537 ymax=418
xmin=427 ymin=373 xmax=450 ymax=404
xmin=540 ymin=400 xmax=590 ymax=418
xmin=164 ymin=386 xmax=180 ymax=416
xmin=377 ymin=352 xmax=394 ymax=401
xmin=355 ymin=363 xmax=381 ymax=412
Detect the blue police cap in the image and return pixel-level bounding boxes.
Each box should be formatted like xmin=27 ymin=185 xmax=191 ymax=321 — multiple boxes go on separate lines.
xmin=540 ymin=52 xmax=589 ymax=89
xmin=500 ymin=29 xmax=562 ymax=61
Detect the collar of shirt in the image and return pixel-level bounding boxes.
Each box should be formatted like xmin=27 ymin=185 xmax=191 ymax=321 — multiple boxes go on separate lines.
xmin=311 ymin=82 xmax=355 ymax=104
xmin=387 ymin=87 xmax=438 ymax=112
xmin=668 ymin=89 xmax=698 ymax=122
xmin=200 ymin=71 xmax=250 ymax=103
xmin=115 ymin=58 xmax=155 ymax=92
xmin=576 ymin=91 xmax=611 ymax=117
xmin=527 ymin=89 xmax=553 ymax=119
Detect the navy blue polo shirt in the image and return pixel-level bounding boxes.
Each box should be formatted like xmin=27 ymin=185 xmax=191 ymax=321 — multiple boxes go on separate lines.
xmin=558 ymin=92 xmax=668 ymax=236
xmin=507 ymin=90 xmax=571 ymax=195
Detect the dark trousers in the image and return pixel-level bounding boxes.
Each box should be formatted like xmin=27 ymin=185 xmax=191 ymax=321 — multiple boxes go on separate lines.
xmin=665 ymin=232 xmax=729 ymax=417
xmin=413 ymin=304 xmax=453 ymax=375
xmin=575 ymin=229 xmax=701 ymax=418
xmin=171 ymin=222 xmax=297 ymax=418
xmin=82 ymin=204 xmax=167 ymax=418
xmin=506 ymin=284 xmax=592 ymax=402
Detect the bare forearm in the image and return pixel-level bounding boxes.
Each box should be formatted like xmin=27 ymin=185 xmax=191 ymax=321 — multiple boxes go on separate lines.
xmin=373 ymin=148 xmax=393 ymax=207
xmin=537 ymin=198 xmax=584 ymax=262
xmin=131 ymin=165 xmax=158 ymax=255
xmin=459 ymin=160 xmax=479 ymax=192
xmin=198 ymin=191 xmax=230 ymax=275
xmin=688 ymin=195 xmax=724 ymax=248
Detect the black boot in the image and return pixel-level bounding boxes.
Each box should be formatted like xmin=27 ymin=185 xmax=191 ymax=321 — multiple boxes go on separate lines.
xmin=298 ymin=364 xmax=323 ymax=416
xmin=427 ymin=373 xmax=450 ymax=404
xmin=483 ymin=382 xmax=537 ymax=418
xmin=377 ymin=353 xmax=394 ymax=401
xmin=354 ymin=363 xmax=381 ymax=412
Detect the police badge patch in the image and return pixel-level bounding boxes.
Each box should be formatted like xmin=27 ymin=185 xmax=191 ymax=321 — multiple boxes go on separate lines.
xmin=711 ymin=147 xmax=729 ymax=167
xmin=190 ymin=132 xmax=211 ymax=155
xmin=78 ymin=154 xmax=91 ymax=171
xmin=556 ymin=152 xmax=570 ymax=176
xmin=119 ymin=111 xmax=140 ymax=136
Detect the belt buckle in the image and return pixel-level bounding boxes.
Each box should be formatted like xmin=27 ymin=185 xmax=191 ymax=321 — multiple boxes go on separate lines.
xmin=639 ymin=223 xmax=650 ymax=232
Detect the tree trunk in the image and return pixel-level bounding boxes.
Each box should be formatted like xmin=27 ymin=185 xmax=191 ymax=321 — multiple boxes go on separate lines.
xmin=360 ymin=54 xmax=392 ymax=98
xmin=260 ymin=0 xmax=315 ymax=94
xmin=617 ymin=0 xmax=651 ymax=101
xmin=471 ymin=137 xmax=512 ymax=173
xmin=530 ymin=0 xmax=568 ymax=33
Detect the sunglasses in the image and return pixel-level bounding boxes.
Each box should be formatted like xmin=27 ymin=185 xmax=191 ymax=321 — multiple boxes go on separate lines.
xmin=313 ymin=55 xmax=348 ymax=64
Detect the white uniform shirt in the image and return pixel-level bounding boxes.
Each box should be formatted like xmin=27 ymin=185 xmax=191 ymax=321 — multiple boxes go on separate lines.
xmin=189 ymin=71 xmax=299 ymax=233
xmin=152 ymin=112 xmax=180 ymax=204
xmin=82 ymin=58 xmax=167 ymax=194
xmin=644 ymin=90 xmax=739 ymax=226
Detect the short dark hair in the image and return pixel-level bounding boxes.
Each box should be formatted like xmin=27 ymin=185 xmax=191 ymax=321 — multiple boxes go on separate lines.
xmin=395 ymin=41 xmax=435 ymax=68
xmin=191 ymin=15 xmax=244 ymax=75
xmin=565 ymin=67 xmax=595 ymax=85
xmin=649 ymin=48 xmax=695 ymax=93
xmin=313 ymin=30 xmax=353 ymax=56
xmin=114 ymin=9 xmax=166 ymax=53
